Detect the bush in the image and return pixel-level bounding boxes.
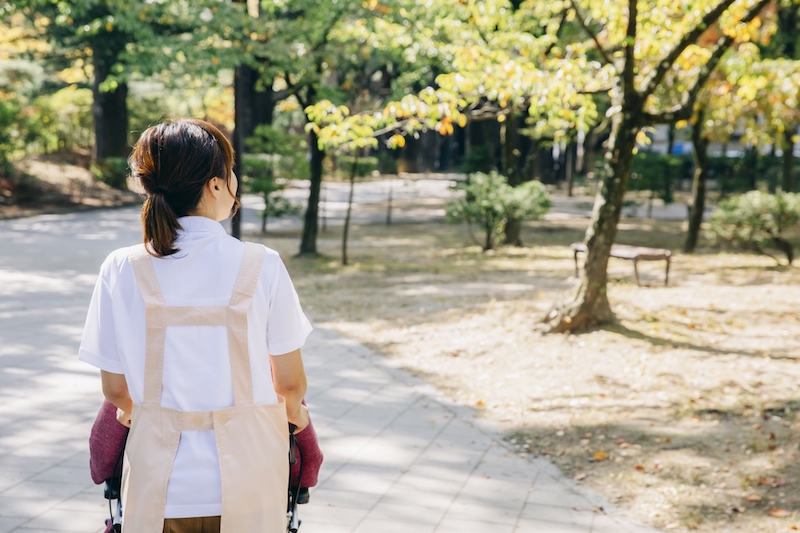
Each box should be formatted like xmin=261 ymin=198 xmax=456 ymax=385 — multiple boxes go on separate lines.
xmin=32 ymin=85 xmax=94 ymax=154
xmin=709 ymin=191 xmax=800 ymax=265
xmin=628 ymin=152 xmax=693 ymax=203
xmin=336 ymin=155 xmax=378 ymax=178
xmin=242 ymin=126 xmax=306 ymax=234
xmin=91 ymin=157 xmax=129 ymax=190
xmin=457 ymin=145 xmax=496 ymax=174
xmin=376 ymin=151 xmax=399 ymax=175
xmin=0 ymin=97 xmax=38 ymax=173
xmin=446 ymin=171 xmax=550 ymax=251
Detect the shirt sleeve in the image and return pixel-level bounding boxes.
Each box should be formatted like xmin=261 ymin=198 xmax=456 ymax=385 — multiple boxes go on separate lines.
xmin=78 ymin=258 xmax=124 ymax=374
xmin=266 ymin=255 xmax=313 ymax=356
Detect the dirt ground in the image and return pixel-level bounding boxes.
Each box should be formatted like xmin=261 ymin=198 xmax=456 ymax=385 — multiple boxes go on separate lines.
xmin=251 ymin=201 xmax=800 ymax=533
xmin=0 ymin=154 xmax=138 ymax=219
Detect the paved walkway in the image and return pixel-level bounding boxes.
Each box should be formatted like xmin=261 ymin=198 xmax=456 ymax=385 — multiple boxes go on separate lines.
xmin=0 ymin=208 xmax=659 ymax=533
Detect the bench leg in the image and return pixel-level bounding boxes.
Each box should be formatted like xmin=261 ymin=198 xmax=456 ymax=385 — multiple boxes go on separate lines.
xmin=632 ymin=259 xmax=640 ymax=287
xmin=665 ymin=257 xmax=670 ymax=287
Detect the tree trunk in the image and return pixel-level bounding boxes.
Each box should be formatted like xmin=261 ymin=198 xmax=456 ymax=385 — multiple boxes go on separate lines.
xmin=783 ymin=128 xmax=795 ymax=193
xmin=91 ymin=62 xmax=129 ymax=160
xmin=685 ymin=110 xmax=709 ymax=253
xmin=342 ymin=156 xmax=358 ymax=265
xmin=773 ymin=236 xmax=794 ymax=265
xmin=299 ymin=128 xmax=324 ymax=255
xmin=667 ymin=122 xmax=676 ymax=155
xmin=543 ymin=109 xmax=640 ymax=332
xmin=504 ymin=218 xmax=522 ymax=247
xmin=261 ymin=191 xmax=269 ymax=235
xmin=565 ymin=142 xmax=575 ymax=197
xmin=503 ymin=115 xmax=523 ymax=246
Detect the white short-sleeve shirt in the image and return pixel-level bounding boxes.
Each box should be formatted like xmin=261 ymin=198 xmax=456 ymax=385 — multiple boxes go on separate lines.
xmin=79 ymin=216 xmax=313 ymax=519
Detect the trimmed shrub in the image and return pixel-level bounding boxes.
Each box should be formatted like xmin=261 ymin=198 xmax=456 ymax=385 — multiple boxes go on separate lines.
xmin=90 ymin=157 xmax=129 ymax=190
xmin=446 ymin=171 xmax=550 ymax=251
xmin=709 ymin=191 xmax=800 ymax=265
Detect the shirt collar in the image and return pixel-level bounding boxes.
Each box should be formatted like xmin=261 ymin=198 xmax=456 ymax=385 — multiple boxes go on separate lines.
xmin=176 ymin=216 xmax=228 ymax=236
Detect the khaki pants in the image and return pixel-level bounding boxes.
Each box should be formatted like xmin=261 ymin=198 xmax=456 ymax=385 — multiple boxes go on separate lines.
xmin=162 ymin=517 xmax=221 ymax=533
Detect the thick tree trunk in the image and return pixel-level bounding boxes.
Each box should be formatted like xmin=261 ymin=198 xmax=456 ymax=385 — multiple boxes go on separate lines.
xmin=783 ymin=129 xmax=795 ymax=193
xmin=232 ymin=64 xmax=281 ymax=238
xmin=91 ymin=62 xmax=129 ymax=160
xmin=543 ymin=110 xmax=640 ymax=332
xmin=299 ymin=128 xmax=324 ymax=255
xmin=667 ymin=122 xmax=676 ymax=155
xmin=503 ymin=115 xmax=523 ymax=246
xmin=684 ymin=111 xmax=709 ymax=253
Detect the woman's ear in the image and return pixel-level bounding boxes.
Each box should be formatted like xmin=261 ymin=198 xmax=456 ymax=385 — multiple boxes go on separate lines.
xmin=207 ymin=177 xmax=223 ymax=198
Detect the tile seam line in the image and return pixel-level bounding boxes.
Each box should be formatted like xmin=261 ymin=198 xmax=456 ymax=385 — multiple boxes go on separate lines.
xmin=6 ymin=482 xmax=89 ymax=533
xmin=351 ymin=411 xmax=459 ymax=533
xmin=429 ymin=434 xmax=495 ymax=533
xmin=313 ymin=393 xmax=427 ymax=493
xmin=511 ymin=468 xmax=540 ymax=532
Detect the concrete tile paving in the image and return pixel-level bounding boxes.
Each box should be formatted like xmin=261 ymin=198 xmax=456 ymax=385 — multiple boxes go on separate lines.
xmin=0 ymin=209 xmax=660 ymax=532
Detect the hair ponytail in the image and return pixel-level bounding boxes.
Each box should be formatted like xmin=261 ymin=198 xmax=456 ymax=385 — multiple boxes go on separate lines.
xmin=142 ymin=193 xmax=182 ymax=257
xmin=130 ymin=119 xmax=235 ymax=257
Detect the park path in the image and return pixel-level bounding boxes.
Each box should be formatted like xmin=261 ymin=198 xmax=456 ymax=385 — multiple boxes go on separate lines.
xmin=0 ymin=208 xmax=660 ymax=533
xmin=225 ymin=176 xmax=710 ymax=234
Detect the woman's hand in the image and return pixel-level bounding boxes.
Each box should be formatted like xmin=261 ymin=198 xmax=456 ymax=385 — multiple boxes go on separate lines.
xmin=116 ymin=408 xmax=132 ymax=428
xmin=288 ymin=403 xmax=309 ymax=433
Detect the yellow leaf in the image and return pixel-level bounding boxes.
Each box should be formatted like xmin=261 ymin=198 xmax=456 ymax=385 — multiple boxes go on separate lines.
xmin=389 ymin=134 xmax=405 ymax=148
xmin=593 ymin=451 xmax=609 ymax=461
xmin=476 ymin=399 xmax=486 ymax=406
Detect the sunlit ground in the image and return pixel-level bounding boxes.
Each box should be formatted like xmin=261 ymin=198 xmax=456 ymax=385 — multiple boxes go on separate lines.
xmin=253 ymin=205 xmax=800 ymax=533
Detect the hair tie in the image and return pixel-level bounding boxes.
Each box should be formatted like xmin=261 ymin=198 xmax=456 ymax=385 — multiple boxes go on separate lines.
xmin=152 ymin=187 xmax=169 ymax=196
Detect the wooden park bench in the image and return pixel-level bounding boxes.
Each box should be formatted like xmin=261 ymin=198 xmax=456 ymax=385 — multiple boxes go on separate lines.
xmin=570 ymin=243 xmax=672 ymax=287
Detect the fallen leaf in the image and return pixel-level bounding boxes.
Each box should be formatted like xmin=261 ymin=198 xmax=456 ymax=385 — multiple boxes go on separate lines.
xmin=790 ymin=525 xmax=798 ymax=530
xmin=593 ymin=451 xmax=610 ymax=461
xmin=574 ymin=473 xmax=587 ymax=481
xmin=635 ymin=465 xmax=645 ymax=471
xmin=476 ymin=400 xmax=485 ymax=406
xmin=745 ymin=494 xmax=762 ymax=503
xmin=770 ymin=508 xmax=791 ymax=518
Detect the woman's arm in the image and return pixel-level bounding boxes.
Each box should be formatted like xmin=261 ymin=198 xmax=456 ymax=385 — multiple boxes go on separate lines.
xmin=270 ymin=349 xmax=309 ymax=431
xmin=101 ymin=370 xmax=133 ymax=427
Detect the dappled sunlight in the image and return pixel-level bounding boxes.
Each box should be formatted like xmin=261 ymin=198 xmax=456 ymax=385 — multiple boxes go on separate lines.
xmin=256 ymin=216 xmax=800 ymax=532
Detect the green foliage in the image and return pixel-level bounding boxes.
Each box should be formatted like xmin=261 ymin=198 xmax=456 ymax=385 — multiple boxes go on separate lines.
xmin=336 ymin=155 xmax=377 ymax=178
xmin=446 ymin=171 xmax=550 ymax=251
xmin=32 ymin=85 xmax=95 ymax=153
xmin=628 ymin=152 xmax=693 ymax=203
xmin=457 ymin=145 xmax=496 ymax=175
xmin=90 ymin=157 xmax=129 ymax=189
xmin=709 ymin=191 xmax=800 ymax=264
xmin=376 ymin=151 xmax=399 ymax=175
xmin=245 ymin=125 xmax=309 ymax=181
xmin=0 ymin=97 xmax=37 ymax=172
xmin=243 ymin=125 xmax=307 ymax=232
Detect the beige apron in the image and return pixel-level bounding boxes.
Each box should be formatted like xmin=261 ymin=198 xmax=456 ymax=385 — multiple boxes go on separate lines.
xmin=121 ymin=242 xmax=289 ymax=533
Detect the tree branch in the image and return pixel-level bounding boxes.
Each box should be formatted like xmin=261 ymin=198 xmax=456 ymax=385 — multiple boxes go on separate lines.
xmin=623 ymin=0 xmax=637 ymax=96
xmin=569 ymin=0 xmax=612 ymax=65
xmin=641 ymin=0 xmax=736 ymax=99
xmin=544 ymin=10 xmax=569 ymax=57
xmin=643 ymin=0 xmax=772 ymax=125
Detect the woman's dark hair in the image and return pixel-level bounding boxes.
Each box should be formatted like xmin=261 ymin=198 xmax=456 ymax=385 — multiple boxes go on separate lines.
xmin=130 ymin=119 xmax=238 ymax=257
